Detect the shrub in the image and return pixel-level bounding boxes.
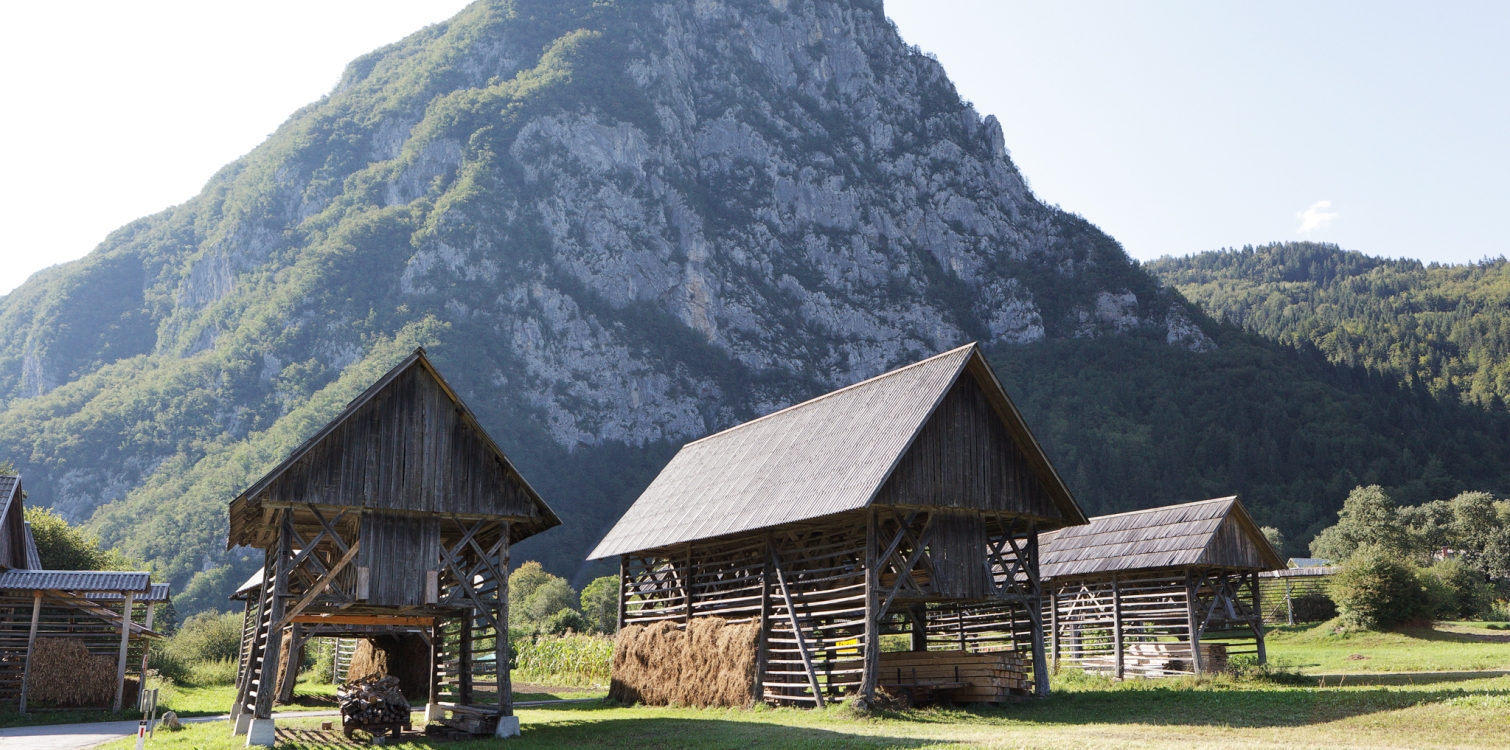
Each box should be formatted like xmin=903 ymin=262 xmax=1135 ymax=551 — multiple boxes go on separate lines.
xmin=580 ymin=575 xmax=618 ymax=633
xmin=543 ymin=609 xmax=588 ymax=635
xmin=1422 ymin=559 xmax=1495 ymax=619
xmin=165 ymin=610 xmax=243 ymax=665
xmin=1329 ymin=544 xmax=1426 ymax=630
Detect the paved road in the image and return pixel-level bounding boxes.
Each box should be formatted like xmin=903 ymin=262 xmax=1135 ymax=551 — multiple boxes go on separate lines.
xmin=0 ymin=698 xmax=597 ymax=749
xmin=0 ymin=710 xmax=340 ymax=750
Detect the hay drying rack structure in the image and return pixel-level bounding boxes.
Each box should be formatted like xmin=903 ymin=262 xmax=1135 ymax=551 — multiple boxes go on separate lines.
xmin=0 ymin=475 xmax=169 ymax=713
xmin=226 ymin=350 xmax=559 ymax=743
xmin=591 ymin=344 xmax=1088 ymax=707
xmin=1039 ymin=497 xmax=1283 ymax=678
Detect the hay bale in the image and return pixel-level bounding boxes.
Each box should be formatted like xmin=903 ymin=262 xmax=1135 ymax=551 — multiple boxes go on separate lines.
xmin=348 ymin=635 xmax=430 ymax=702
xmin=609 ymin=618 xmax=760 ymax=707
xmin=28 ymin=637 xmax=134 ymax=707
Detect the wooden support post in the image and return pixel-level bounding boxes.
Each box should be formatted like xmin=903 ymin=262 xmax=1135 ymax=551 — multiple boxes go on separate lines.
xmin=771 ymin=547 xmax=824 ymax=709
xmin=277 ymin=623 xmax=303 ymax=704
xmin=909 ymin=605 xmax=928 ymax=652
xmin=617 ymin=555 xmax=628 ymax=632
xmin=112 ymin=591 xmax=135 ymax=712
xmin=254 ymin=510 xmax=294 ymax=719
xmin=683 ymin=543 xmax=694 ymax=625
xmin=19 ymin=590 xmax=41 ymax=713
xmin=1251 ymin=572 xmax=1268 ymax=666
xmin=459 ymin=614 xmax=473 ymax=706
xmin=497 ymin=521 xmax=512 ymax=717
xmin=1284 ymin=578 xmax=1294 ymax=626
xmin=138 ymin=601 xmax=156 ymax=708
xmin=1185 ymin=571 xmax=1204 ymax=676
xmin=1027 ymin=524 xmax=1049 ymax=698
xmin=427 ymin=625 xmax=441 ymax=706
xmin=1111 ymin=575 xmax=1124 ymax=680
xmin=752 ymin=541 xmax=772 ymax=706
xmin=859 ymin=508 xmax=879 ymax=706
xmin=1048 ymin=589 xmax=1059 ymax=672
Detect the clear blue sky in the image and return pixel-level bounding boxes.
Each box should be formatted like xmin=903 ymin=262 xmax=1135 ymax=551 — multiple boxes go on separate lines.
xmin=0 ymin=1 xmax=1504 ymax=294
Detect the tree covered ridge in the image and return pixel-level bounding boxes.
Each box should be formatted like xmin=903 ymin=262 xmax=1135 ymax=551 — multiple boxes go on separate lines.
xmin=1150 ymin=242 xmax=1510 ymax=410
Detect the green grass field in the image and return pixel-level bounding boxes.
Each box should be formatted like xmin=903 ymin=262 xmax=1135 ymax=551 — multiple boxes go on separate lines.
xmin=76 ymin=621 xmax=1510 ymax=747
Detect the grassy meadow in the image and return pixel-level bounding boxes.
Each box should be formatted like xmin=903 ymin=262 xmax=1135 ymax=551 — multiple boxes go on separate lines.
xmin=83 ymin=620 xmax=1510 ymax=749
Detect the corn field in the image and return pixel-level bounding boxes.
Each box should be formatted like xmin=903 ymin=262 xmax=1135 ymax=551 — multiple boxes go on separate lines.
xmin=514 ymin=633 xmax=613 ymax=686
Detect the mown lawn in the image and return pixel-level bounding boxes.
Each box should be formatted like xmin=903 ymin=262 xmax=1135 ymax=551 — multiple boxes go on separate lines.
xmin=1266 ymin=620 xmax=1510 ymax=674
xmin=100 ymin=670 xmax=1510 ymax=750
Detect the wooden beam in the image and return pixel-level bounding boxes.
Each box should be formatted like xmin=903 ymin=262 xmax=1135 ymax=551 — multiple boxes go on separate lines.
xmin=1048 ymin=588 xmax=1059 ymax=672
xmin=1185 ymin=571 xmax=1203 ymax=676
xmin=497 ymin=521 xmax=512 ymax=718
xmin=1111 ymin=574 xmax=1123 ymax=680
xmin=753 ymin=541 xmax=772 ymax=706
xmin=1252 ymin=572 xmax=1268 ymax=666
xmin=859 ymin=508 xmax=879 ymax=705
xmin=617 ymin=555 xmax=627 ymax=633
xmin=1027 ymin=523 xmax=1049 ymax=698
xmin=277 ymin=623 xmax=304 ymax=704
xmin=18 ymin=590 xmax=41 ymax=713
xmin=770 ymin=546 xmax=824 ymax=709
xmin=138 ymin=601 xmax=156 ymax=709
xmin=271 ymin=540 xmax=362 ymax=633
xmin=112 ymin=591 xmax=135 ymax=712
xmin=289 ymin=614 xmax=436 ymax=626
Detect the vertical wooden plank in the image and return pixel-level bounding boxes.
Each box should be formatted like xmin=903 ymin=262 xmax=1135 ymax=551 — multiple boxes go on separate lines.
xmin=1111 ymin=574 xmax=1123 ymax=680
xmin=18 ymin=590 xmax=41 ymax=713
xmin=255 ymin=511 xmax=294 ymax=719
xmin=1027 ymin=523 xmax=1049 ymax=698
xmin=683 ymin=543 xmax=694 ymax=625
xmin=752 ymin=543 xmax=771 ymax=706
xmin=1185 ymin=570 xmax=1204 ymax=676
xmin=459 ymin=613 xmax=473 ymax=706
xmin=427 ymin=625 xmax=441 ymax=708
xmin=1284 ymin=577 xmax=1295 ymax=626
xmin=1251 ymin=572 xmax=1268 ymax=665
xmin=1049 ymin=588 xmax=1059 ymax=672
xmin=497 ymin=521 xmax=512 ymax=718
xmin=770 ymin=546 xmax=824 ymax=709
xmin=616 ymin=556 xmax=628 ymax=633
xmin=277 ymin=623 xmax=303 ymax=704
xmin=859 ymin=508 xmax=879 ymax=705
xmin=112 ymin=591 xmax=136 ymax=712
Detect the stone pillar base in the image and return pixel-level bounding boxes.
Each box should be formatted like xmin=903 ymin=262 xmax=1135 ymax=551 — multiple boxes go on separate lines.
xmin=245 ymin=718 xmax=276 ymax=747
xmin=425 ymin=702 xmax=445 ymax=723
xmin=232 ymin=712 xmax=252 ymax=736
xmin=495 ymin=716 xmax=520 ymax=738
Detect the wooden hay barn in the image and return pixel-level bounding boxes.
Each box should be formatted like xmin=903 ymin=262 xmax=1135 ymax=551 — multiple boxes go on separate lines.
xmin=0 ymin=475 xmax=168 ymax=713
xmin=225 ymin=349 xmax=559 ymax=743
xmin=589 ymin=343 xmax=1088 ymax=707
xmin=1039 ymin=496 xmax=1283 ymax=678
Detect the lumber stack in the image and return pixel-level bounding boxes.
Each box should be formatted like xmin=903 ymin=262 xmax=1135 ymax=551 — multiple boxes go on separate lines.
xmin=878 ymin=649 xmax=1031 ymax=703
xmin=338 ymin=675 xmax=411 ymax=728
xmin=1076 ymin=642 xmax=1228 ymax=677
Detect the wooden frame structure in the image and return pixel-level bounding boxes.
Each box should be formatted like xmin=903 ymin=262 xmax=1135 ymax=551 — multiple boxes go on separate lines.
xmin=1040 ymin=497 xmax=1284 ymax=678
xmin=591 ymin=344 xmax=1087 ymax=706
xmin=226 ymin=350 xmax=558 ymax=742
xmin=1258 ymin=565 xmax=1339 ymax=625
xmin=0 ymin=476 xmax=168 ymax=713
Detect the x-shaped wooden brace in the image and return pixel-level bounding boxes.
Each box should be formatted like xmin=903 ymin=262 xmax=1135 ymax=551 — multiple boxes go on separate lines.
xmin=878 ymin=514 xmax=938 ymax=617
xmin=438 ymin=517 xmax=505 ymax=630
xmin=284 ymin=507 xmax=353 ymax=603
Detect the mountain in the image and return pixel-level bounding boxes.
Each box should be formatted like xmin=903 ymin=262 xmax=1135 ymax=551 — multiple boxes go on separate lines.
xmin=1150 ymin=243 xmax=1510 ymax=411
xmin=1 ymin=0 xmax=1507 ymax=615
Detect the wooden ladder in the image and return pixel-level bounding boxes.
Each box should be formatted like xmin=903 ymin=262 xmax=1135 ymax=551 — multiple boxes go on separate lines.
xmin=232 ymin=557 xmax=278 ymax=724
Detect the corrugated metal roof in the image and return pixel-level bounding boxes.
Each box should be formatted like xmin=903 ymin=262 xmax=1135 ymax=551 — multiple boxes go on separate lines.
xmin=589 ymin=344 xmax=1084 ymax=559
xmin=1288 ymin=557 xmax=1331 ymax=568
xmin=0 ymin=570 xmax=151 ymax=593
xmin=86 ymin=583 xmax=171 ymax=603
xmin=23 ymin=522 xmax=40 ymax=570
xmin=1039 ymin=497 xmax=1283 ymax=578
xmin=232 ymin=568 xmax=263 ymax=599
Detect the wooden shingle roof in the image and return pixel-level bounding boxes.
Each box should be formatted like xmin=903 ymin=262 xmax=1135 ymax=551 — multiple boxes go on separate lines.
xmin=589 ymin=343 xmax=1085 ymax=559
xmin=1038 ymin=496 xmax=1283 ymax=579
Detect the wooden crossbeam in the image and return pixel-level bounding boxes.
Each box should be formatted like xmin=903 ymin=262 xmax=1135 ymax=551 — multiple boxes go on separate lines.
xmin=271 ymin=540 xmax=362 ymax=634
xmin=769 ymin=545 xmax=824 ymax=709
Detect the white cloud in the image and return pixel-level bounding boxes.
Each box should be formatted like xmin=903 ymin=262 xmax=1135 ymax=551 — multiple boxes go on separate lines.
xmin=1297 ymin=200 xmax=1338 ymax=234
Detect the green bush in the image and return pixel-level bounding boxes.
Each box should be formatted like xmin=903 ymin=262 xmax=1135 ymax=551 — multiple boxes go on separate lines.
xmin=1329 ymin=545 xmax=1427 ymax=630
xmin=1421 ymin=558 xmax=1495 ymax=620
xmin=543 ymin=609 xmax=588 ymax=635
xmin=165 ymin=610 xmax=243 ymax=665
xmin=509 ymin=561 xmax=580 ymax=632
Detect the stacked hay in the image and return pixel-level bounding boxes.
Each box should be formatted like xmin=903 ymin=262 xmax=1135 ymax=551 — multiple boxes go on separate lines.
xmin=609 ymin=618 xmax=760 ymax=707
xmin=348 ymin=635 xmax=431 ymax=701
xmin=28 ymin=638 xmax=135 ymax=707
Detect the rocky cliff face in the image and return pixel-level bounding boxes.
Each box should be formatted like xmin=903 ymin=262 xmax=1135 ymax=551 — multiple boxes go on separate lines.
xmin=0 ymin=0 xmax=1210 ymax=605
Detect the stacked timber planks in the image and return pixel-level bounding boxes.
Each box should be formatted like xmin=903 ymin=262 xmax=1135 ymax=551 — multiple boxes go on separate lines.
xmin=878 ymin=650 xmax=1031 ymax=703
xmin=1075 ymin=642 xmax=1228 ymax=677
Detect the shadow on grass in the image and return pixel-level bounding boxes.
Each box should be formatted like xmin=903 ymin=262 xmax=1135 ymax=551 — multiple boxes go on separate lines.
xmin=512 ymin=716 xmax=935 ymax=749
xmin=1307 ymin=670 xmax=1510 ymax=686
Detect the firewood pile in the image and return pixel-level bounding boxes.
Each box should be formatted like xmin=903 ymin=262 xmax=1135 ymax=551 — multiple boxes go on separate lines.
xmin=338 ymin=675 xmax=411 ymax=728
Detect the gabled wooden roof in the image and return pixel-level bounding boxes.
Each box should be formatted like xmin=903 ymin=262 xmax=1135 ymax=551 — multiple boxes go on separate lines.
xmin=227 ymin=349 xmax=559 ymax=547
xmin=1038 ymin=496 xmax=1284 ymax=579
xmin=589 ymin=343 xmax=1085 ymax=559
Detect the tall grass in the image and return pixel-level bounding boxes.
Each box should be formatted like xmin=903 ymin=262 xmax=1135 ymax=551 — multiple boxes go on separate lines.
xmin=514 ymin=633 xmax=612 ymax=686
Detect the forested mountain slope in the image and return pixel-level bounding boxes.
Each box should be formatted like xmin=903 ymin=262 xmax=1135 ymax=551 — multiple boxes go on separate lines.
xmin=0 ymin=1 xmax=1506 ymax=615
xmin=1150 ymin=243 xmax=1510 ymax=410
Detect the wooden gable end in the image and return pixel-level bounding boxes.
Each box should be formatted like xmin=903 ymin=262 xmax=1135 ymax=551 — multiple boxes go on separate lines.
xmin=264 ymin=364 xmax=541 ymax=518
xmin=1199 ymin=512 xmax=1270 ymax=570
xmin=873 ymin=370 xmax=1063 ymax=521
xmin=0 ymin=481 xmax=24 ymax=571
